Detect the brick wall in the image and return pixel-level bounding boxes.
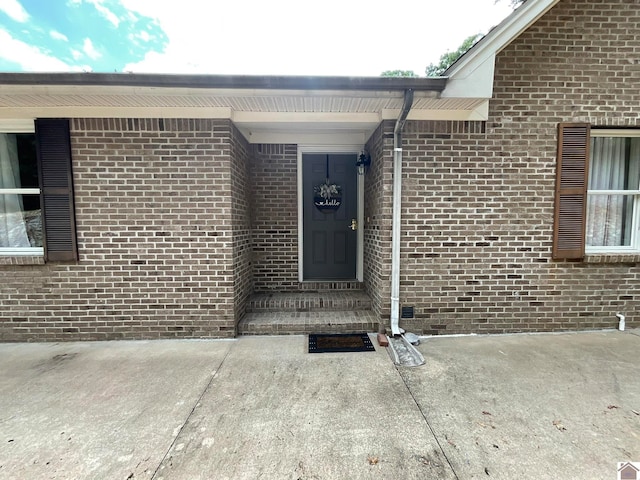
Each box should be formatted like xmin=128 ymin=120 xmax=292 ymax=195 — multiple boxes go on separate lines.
xmin=364 ymin=121 xmax=394 ymax=320
xmin=4 ymin=1 xmax=637 ymax=341
xmin=250 ymin=144 xmax=299 ymax=291
xmin=396 ymin=0 xmax=640 ymax=334
xmin=230 ymin=124 xmax=253 ymax=324
xmin=0 ymin=118 xmax=242 ymax=341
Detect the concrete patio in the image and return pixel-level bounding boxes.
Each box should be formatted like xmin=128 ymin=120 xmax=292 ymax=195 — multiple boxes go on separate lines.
xmin=0 ymin=330 xmax=638 ymax=479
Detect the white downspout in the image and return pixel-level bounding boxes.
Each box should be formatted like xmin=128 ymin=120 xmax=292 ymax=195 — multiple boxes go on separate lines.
xmin=390 ymin=89 xmax=414 ymax=336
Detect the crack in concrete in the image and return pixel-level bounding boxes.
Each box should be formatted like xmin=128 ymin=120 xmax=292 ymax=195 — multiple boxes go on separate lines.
xmin=394 ymin=365 xmax=460 ymax=480
xmin=150 ymin=344 xmax=235 ymax=480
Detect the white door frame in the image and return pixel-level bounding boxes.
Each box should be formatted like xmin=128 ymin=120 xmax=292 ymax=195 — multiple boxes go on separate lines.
xmin=297 ymin=145 xmax=364 ymax=282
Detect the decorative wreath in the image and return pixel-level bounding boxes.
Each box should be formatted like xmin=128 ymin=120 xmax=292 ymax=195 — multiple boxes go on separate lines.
xmin=314 ymin=179 xmax=341 ymax=200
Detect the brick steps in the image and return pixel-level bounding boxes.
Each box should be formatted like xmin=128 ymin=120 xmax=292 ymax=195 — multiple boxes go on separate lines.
xmin=239 ymin=291 xmax=380 ymax=335
xmin=239 ymin=310 xmax=380 ymax=335
xmin=247 ymin=291 xmax=372 ymax=313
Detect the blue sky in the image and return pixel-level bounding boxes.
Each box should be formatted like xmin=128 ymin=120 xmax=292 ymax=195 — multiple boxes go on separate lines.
xmin=0 ymin=0 xmax=516 ymax=76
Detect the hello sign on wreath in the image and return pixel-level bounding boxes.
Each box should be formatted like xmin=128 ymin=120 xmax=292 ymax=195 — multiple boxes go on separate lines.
xmin=313 ymin=155 xmax=342 ymax=213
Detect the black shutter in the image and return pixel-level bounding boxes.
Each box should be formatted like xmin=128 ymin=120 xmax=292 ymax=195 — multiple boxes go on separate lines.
xmin=552 ymin=123 xmax=590 ymax=260
xmin=35 ymin=119 xmax=78 ymax=261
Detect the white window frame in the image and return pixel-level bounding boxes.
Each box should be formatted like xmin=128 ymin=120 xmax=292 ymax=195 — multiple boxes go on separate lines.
xmin=586 ymin=129 xmax=640 ymax=254
xmin=0 ymin=121 xmax=44 ymax=256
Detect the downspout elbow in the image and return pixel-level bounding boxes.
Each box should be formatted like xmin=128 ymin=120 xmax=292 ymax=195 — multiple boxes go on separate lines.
xmin=394 ymin=89 xmax=414 ymax=136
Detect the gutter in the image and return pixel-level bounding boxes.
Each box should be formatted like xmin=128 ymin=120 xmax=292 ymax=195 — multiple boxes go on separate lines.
xmin=0 ymin=72 xmax=447 ymax=93
xmin=390 ymin=89 xmax=414 ymax=336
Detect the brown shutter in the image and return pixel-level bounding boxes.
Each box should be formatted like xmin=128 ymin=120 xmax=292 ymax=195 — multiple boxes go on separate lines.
xmin=35 ymin=119 xmax=78 ymax=261
xmin=552 ymin=123 xmax=590 ymax=260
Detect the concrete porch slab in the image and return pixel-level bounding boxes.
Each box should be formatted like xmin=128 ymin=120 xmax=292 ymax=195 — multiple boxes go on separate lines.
xmin=0 ymin=340 xmax=233 ymax=479
xmin=1 ymin=330 xmax=638 ymax=479
xmin=399 ymin=331 xmax=640 ymax=479
xmin=154 ymin=335 xmax=453 ymax=479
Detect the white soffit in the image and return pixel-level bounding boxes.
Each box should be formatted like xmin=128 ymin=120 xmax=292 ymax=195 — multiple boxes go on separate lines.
xmin=442 ymin=0 xmax=560 ymax=99
xmin=0 ymin=85 xmax=429 ymax=112
xmin=0 ymin=80 xmax=485 ymax=141
xmin=0 ymin=86 xmax=485 ymax=123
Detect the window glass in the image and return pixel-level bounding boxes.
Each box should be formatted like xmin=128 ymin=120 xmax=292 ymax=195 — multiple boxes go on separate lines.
xmin=586 ymin=194 xmax=633 ymax=247
xmin=587 ymin=136 xmax=640 ymax=250
xmin=0 ymin=133 xmax=42 ymax=249
xmin=16 ymin=134 xmax=39 ymax=188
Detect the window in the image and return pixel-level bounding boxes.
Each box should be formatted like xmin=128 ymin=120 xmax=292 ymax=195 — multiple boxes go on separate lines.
xmin=0 ymin=131 xmax=43 ymax=255
xmin=0 ymin=119 xmax=78 ymax=261
xmin=586 ymin=131 xmax=640 ymax=252
xmin=553 ymin=124 xmax=640 ymax=260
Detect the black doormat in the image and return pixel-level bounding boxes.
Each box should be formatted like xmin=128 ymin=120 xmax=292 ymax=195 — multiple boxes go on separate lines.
xmin=308 ymin=333 xmax=375 ymax=353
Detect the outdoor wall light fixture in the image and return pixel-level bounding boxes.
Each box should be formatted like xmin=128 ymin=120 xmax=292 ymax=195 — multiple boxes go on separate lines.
xmin=356 ymin=150 xmax=371 ymax=175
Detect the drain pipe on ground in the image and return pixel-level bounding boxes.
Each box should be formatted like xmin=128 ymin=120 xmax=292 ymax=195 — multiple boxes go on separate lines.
xmin=390 ymin=89 xmax=414 ymax=337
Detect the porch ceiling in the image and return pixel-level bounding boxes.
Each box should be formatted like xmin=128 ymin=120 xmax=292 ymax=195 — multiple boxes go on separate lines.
xmin=0 ymin=73 xmax=489 ymax=144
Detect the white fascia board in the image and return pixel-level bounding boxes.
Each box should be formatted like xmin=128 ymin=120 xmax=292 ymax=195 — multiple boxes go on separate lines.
xmin=239 ymin=129 xmax=369 ymax=145
xmin=0 ymin=106 xmax=232 ymax=119
xmin=0 ymin=84 xmax=405 ymax=100
xmin=443 ymin=0 xmax=560 ymax=99
xmin=231 ymin=111 xmax=381 ymax=124
xmin=0 ymin=118 xmax=35 ymax=132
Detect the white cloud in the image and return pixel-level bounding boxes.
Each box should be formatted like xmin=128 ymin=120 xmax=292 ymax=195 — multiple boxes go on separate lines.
xmin=0 ymin=0 xmax=29 ymax=22
xmin=66 ymin=0 xmax=121 ymax=27
xmin=87 ymin=0 xmax=120 ymax=27
xmin=121 ymin=0 xmax=515 ymax=76
xmin=136 ymin=30 xmax=150 ymax=42
xmin=0 ymin=27 xmax=72 ymax=71
xmin=71 ymin=48 xmax=83 ymax=60
xmin=127 ymin=30 xmax=153 ymax=47
xmin=50 ymin=30 xmax=69 ymax=41
xmin=82 ymin=38 xmax=102 ymax=59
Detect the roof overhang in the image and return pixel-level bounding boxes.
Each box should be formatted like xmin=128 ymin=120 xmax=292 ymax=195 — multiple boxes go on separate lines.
xmin=0 ymin=72 xmax=490 ymax=144
xmin=442 ymin=0 xmax=560 ymax=100
xmin=0 ymin=0 xmax=561 ymax=147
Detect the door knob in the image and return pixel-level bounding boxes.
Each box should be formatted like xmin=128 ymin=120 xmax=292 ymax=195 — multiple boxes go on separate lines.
xmin=349 ymin=219 xmax=358 ymax=231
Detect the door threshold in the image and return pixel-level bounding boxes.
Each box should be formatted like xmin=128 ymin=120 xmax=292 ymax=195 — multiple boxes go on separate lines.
xmin=301 ymin=279 xmax=359 ymax=282
xmin=297 ymin=280 xmax=363 ymax=291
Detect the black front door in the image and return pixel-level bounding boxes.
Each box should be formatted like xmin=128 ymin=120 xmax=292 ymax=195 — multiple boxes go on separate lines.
xmin=303 ymin=153 xmax=357 ymax=280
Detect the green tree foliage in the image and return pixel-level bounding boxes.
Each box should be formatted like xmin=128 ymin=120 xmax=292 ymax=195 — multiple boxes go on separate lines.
xmin=425 ymin=34 xmax=483 ymax=77
xmin=380 ymin=70 xmax=418 ymax=77
xmin=423 ymin=0 xmax=525 ymax=77
xmin=381 ymin=0 xmax=525 ymax=78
